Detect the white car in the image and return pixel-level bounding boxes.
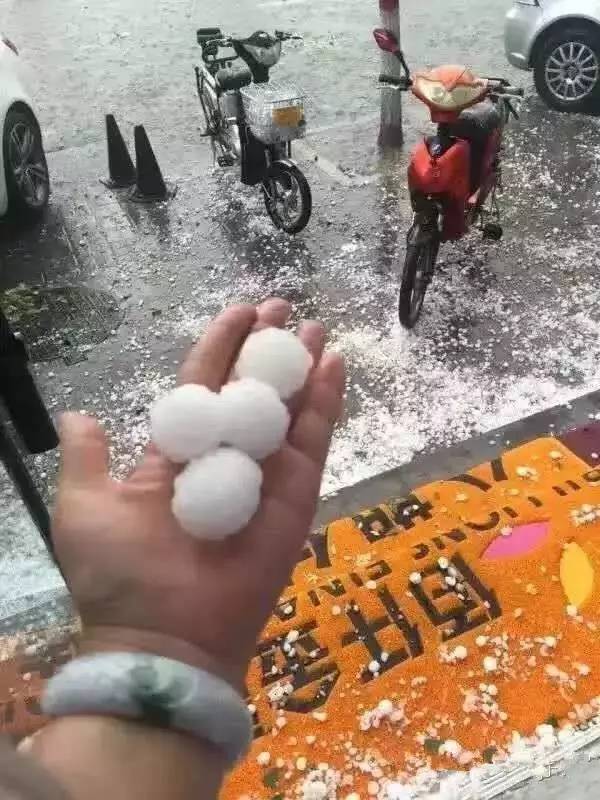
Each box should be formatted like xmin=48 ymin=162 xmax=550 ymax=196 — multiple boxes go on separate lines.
xmin=505 ymin=0 xmax=600 ymax=113
xmin=0 ymin=34 xmax=49 ymax=219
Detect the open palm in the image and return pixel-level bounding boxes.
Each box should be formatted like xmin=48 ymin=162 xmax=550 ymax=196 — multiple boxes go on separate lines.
xmin=52 ymin=299 xmax=345 ymax=690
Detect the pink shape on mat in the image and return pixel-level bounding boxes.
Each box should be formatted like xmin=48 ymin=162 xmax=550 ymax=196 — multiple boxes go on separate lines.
xmin=483 ymin=521 xmax=550 ymax=560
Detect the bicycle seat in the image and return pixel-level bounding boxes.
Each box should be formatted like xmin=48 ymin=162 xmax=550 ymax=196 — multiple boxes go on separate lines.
xmin=215 ymin=65 xmax=252 ymax=92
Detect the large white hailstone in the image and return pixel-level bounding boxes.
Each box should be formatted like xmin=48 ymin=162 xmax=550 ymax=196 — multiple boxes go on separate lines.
xmin=172 ymin=448 xmax=262 ymax=539
xmin=220 ymin=379 xmax=290 ymax=460
xmin=150 ymin=384 xmax=223 ymax=463
xmin=235 ymin=327 xmax=313 ymax=400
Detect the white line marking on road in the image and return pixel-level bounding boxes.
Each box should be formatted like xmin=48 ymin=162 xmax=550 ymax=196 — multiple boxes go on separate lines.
xmin=309 ymin=113 xmax=379 ymax=135
xmin=294 ymin=141 xmax=375 ymax=187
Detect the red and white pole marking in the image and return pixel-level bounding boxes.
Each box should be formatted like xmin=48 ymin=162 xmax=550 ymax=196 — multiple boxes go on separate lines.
xmin=378 ymin=0 xmax=403 ymax=147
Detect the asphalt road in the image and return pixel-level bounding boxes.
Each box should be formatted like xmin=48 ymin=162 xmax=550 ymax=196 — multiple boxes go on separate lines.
xmin=3 ymin=0 xmax=600 ymax=793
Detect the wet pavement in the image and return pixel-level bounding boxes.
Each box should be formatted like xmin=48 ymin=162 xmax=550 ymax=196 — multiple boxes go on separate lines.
xmin=2 ymin=0 xmax=600 ymax=793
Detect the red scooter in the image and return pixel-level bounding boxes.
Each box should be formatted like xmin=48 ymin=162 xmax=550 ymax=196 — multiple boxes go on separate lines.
xmin=373 ymin=28 xmax=523 ymax=328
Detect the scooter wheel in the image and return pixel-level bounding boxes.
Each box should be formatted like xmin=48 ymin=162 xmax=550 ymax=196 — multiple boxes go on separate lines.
xmin=399 ymin=234 xmax=439 ymax=329
xmin=482 ymin=222 xmax=503 ymax=241
xmin=262 ymin=162 xmax=312 ymax=234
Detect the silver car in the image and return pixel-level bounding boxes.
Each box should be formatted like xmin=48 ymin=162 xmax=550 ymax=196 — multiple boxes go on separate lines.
xmin=505 ymin=0 xmax=600 ymax=112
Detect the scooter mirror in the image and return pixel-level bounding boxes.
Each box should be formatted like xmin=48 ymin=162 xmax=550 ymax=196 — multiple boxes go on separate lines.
xmin=373 ymin=28 xmax=399 ymax=53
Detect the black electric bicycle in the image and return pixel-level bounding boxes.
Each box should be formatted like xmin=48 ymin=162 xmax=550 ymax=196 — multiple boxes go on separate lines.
xmin=195 ymin=28 xmax=312 ymax=234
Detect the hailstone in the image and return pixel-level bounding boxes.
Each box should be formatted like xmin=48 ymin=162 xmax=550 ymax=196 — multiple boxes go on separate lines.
xmin=220 ymin=379 xmax=290 ymax=460
xmin=150 ymin=384 xmax=223 ymax=463
xmin=235 ymin=327 xmax=313 ymax=400
xmin=172 ymin=447 xmax=262 ymax=539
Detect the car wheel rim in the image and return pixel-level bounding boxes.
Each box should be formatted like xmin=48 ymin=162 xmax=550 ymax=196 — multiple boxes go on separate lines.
xmin=545 ymin=42 xmax=599 ymax=102
xmin=7 ymin=121 xmax=48 ymax=207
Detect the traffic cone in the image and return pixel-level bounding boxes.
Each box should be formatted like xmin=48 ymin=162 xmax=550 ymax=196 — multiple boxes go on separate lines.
xmin=129 ymin=125 xmax=176 ymax=202
xmin=101 ymin=114 xmax=135 ymax=189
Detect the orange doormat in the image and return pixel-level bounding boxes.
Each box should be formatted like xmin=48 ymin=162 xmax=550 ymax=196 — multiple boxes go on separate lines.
xmin=225 ymin=436 xmax=600 ymax=800
xmin=2 ymin=432 xmax=600 ymax=800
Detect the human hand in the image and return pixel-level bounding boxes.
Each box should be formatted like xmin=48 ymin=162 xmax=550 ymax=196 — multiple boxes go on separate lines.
xmin=52 ymin=299 xmax=345 ymax=690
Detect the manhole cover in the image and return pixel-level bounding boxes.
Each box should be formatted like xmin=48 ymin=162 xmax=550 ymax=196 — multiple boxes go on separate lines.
xmin=1 ymin=286 xmax=123 ymax=364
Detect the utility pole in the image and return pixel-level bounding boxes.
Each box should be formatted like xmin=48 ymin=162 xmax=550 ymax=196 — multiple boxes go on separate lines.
xmin=378 ymin=0 xmax=403 ymax=148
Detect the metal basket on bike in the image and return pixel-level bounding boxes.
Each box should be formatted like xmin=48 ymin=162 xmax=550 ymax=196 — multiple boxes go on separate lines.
xmin=240 ymin=81 xmax=306 ymax=145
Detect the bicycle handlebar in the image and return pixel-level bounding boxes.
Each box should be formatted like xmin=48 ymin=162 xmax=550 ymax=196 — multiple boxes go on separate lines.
xmin=204 ymin=30 xmax=302 ymax=49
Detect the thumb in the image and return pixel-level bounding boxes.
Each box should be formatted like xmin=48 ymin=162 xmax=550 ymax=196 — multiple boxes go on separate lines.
xmin=58 ymin=412 xmax=110 ymax=487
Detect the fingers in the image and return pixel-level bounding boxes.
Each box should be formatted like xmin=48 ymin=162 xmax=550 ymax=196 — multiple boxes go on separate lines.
xmin=58 ymin=412 xmax=110 ymax=488
xmin=255 ymin=310 xmax=326 ymax=417
xmin=147 ymin=305 xmax=257 ymax=482
xmin=259 ymin=443 xmax=322 ymax=521
xmin=144 ymin=300 xmax=293 ymax=480
xmin=127 ymin=449 xmax=178 ymax=493
xmin=255 ymin=298 xmax=291 ymax=330
xmin=177 ymin=300 xmax=322 ymax=401
xmin=246 ymin=352 xmax=344 ymax=574
xmin=258 ymin=352 xmax=345 ymax=526
xmin=288 ymin=320 xmax=327 ymax=417
xmin=287 ymin=352 xmax=345 ymax=467
xmin=297 ymin=320 xmax=326 ymax=367
xmin=177 ymin=304 xmax=257 ymax=389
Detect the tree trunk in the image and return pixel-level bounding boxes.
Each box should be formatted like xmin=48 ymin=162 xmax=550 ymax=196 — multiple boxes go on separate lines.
xmin=378 ymin=0 xmax=403 ymax=148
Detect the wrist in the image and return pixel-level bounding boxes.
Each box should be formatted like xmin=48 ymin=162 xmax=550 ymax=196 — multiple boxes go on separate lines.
xmin=79 ymin=625 xmax=247 ymax=693
xmin=31 ymin=715 xmax=227 ymax=800
xmin=42 ymin=649 xmax=252 ymax=765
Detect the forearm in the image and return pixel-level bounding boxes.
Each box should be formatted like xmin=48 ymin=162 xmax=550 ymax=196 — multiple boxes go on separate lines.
xmin=28 ymin=716 xmax=227 ymax=800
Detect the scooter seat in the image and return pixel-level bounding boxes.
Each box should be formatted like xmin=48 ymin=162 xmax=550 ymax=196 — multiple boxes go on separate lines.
xmin=450 ymin=101 xmax=502 ymax=144
xmin=215 ymin=66 xmax=252 ymax=92
xmin=450 ymin=101 xmax=502 ymax=192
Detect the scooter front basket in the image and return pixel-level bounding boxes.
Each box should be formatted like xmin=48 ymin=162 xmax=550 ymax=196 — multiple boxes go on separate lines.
xmin=241 ymin=81 xmax=306 ymax=144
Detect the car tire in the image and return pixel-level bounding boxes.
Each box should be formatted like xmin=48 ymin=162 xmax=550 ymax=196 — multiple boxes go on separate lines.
xmin=3 ymin=107 xmax=50 ymax=219
xmin=534 ymin=25 xmax=600 ymax=113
